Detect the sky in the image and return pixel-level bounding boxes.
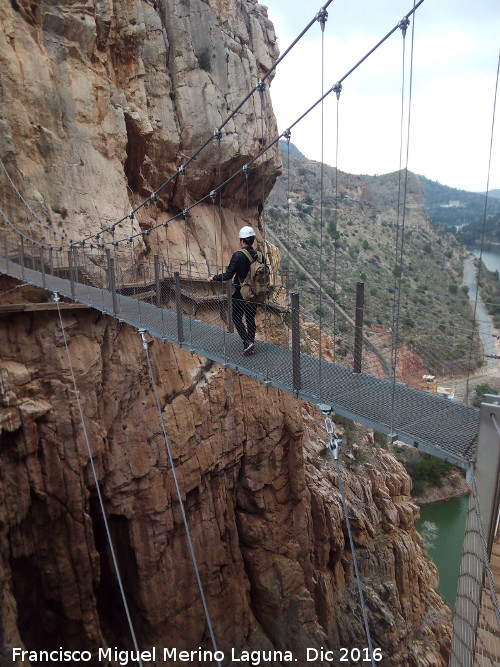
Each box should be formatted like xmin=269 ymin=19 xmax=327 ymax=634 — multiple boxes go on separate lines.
xmin=263 ymin=0 xmax=499 ymax=193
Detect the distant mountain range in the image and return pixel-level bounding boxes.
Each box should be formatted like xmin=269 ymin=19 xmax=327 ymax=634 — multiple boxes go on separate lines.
xmin=417 ymin=175 xmax=500 ymax=227
xmin=276 ymin=143 xmax=500 ymax=244
xmin=487 ymin=189 xmax=500 ymax=200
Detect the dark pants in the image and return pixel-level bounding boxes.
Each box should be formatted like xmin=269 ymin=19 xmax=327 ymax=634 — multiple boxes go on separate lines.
xmin=232 ymin=292 xmax=257 ymax=346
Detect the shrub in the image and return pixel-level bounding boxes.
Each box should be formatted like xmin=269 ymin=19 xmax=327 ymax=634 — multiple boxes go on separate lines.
xmin=197 ymin=48 xmax=211 ymax=72
xmin=472 ymin=383 xmax=496 ymax=407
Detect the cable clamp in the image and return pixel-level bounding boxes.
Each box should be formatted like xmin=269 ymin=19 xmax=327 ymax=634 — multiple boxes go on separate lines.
xmin=138 ymin=329 xmax=148 ymax=350
xmin=182 ymin=208 xmax=189 ymax=219
xmin=316 ymin=7 xmax=328 ymax=30
xmin=128 ymin=212 xmax=135 ymax=220
xmin=333 ymin=81 xmax=342 ymax=100
xmin=328 ymin=435 xmax=342 ymax=460
xmin=398 ymin=17 xmax=410 ymax=37
xmin=242 ymin=163 xmax=249 ymax=175
xmin=53 ymin=292 xmax=60 ymax=302
xmin=210 ymin=190 xmax=217 ymax=202
xmin=178 ymin=164 xmax=186 ymax=176
xmin=150 ymin=193 xmax=158 ymax=204
xmin=256 ymin=79 xmax=265 ymax=93
xmin=162 ymin=220 xmax=169 ymax=228
xmin=283 ymin=128 xmax=291 ymax=141
xmin=213 ymin=128 xmax=222 ymax=141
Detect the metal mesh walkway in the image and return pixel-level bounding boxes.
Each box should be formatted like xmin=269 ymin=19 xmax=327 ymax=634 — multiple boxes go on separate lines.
xmin=0 ymin=254 xmax=479 ymax=467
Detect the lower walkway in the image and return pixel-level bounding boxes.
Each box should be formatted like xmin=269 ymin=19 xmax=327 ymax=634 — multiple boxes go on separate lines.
xmin=0 ymin=256 xmax=479 ymax=468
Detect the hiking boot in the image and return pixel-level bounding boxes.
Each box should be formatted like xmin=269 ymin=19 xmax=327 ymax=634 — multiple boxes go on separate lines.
xmin=243 ymin=342 xmax=255 ymax=356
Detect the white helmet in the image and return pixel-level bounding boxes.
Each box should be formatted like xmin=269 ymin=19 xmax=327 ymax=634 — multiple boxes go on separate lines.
xmin=239 ymin=225 xmax=255 ymax=239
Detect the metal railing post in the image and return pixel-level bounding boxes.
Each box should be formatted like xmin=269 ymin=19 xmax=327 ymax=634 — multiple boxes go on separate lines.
xmin=19 ymin=239 xmax=26 ymax=278
xmin=105 ymin=248 xmax=112 ymax=290
xmin=72 ymin=246 xmax=79 ymax=284
xmin=475 ymin=394 xmax=500 ymax=555
xmin=154 ymin=254 xmax=161 ymax=307
xmin=174 ymin=271 xmax=184 ymax=344
xmin=40 ymin=247 xmax=46 ymax=288
xmin=68 ymin=250 xmax=75 ymax=298
xmin=106 ymin=248 xmax=118 ymax=316
xmin=291 ymin=292 xmax=301 ymax=393
xmin=49 ymin=247 xmax=53 ymax=275
xmin=353 ymin=281 xmax=365 ymax=373
xmin=226 ymin=281 xmax=234 ymax=333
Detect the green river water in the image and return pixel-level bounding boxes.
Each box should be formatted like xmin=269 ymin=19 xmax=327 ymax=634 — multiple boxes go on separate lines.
xmin=415 ymin=495 xmax=469 ymax=610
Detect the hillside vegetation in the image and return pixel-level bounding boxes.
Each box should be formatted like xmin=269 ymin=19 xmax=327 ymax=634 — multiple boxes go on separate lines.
xmin=266 ymin=154 xmax=481 ymax=380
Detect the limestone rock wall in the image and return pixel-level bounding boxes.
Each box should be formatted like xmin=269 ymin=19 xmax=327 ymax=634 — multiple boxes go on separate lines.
xmin=0 ymin=305 xmax=450 ymax=665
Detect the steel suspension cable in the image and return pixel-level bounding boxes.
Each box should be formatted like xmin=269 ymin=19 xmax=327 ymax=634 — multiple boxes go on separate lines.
xmin=54 ymin=293 xmax=144 ymax=665
xmin=390 ymin=10 xmax=415 ymax=435
xmin=283 ymin=129 xmax=292 ymax=301
xmin=3 ymin=3 xmax=335 ymax=252
xmin=0 ymin=156 xmax=67 ymax=244
xmin=4 ymin=0 xmax=428 ymax=255
xmin=332 ymin=84 xmax=341 ymax=357
xmin=465 ymin=50 xmax=500 ymax=404
xmin=258 ymin=82 xmax=270 ymax=381
xmin=323 ymin=416 xmax=376 ymax=666
xmin=0 ymin=283 xmax=27 ymax=298
xmin=317 ymin=8 xmax=328 ymax=400
xmin=335 ymin=456 xmax=376 ymax=667
xmin=138 ymin=332 xmax=221 ymax=665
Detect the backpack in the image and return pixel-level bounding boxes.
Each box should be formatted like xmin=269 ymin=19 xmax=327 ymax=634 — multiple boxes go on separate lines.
xmin=239 ymin=249 xmax=270 ymax=303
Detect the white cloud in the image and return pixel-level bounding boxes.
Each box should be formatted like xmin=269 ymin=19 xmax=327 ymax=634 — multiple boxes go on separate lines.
xmin=264 ymin=0 xmax=500 ymax=192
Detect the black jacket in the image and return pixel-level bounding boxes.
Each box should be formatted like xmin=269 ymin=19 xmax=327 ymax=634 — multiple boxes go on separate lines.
xmin=212 ymin=247 xmax=261 ymax=293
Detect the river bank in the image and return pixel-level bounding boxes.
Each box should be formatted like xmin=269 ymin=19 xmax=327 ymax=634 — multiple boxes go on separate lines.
xmin=413 ymin=470 xmax=470 ymax=506
xmin=463 ymin=255 xmax=499 ymax=362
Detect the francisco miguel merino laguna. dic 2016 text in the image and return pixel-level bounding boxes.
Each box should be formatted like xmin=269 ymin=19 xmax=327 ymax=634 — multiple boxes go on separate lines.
xmin=12 ymin=646 xmax=384 ymax=664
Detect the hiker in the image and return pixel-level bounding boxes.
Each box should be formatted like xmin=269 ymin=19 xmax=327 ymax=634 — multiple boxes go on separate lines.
xmin=208 ymin=226 xmax=268 ymax=356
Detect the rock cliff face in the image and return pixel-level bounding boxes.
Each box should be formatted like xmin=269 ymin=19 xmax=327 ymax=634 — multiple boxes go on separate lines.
xmin=0 ymin=1 xmax=451 ymax=665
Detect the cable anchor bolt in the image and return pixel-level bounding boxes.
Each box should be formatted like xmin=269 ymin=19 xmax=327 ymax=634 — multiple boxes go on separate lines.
xmin=178 ymin=164 xmax=186 ymax=175
xmin=256 ymin=79 xmax=265 ymax=93
xmin=213 ymin=128 xmax=222 ymax=141
xmin=53 ymin=291 xmax=60 ymax=302
xmin=138 ymin=329 xmax=148 ymax=350
xmin=333 ymin=82 xmax=342 ymax=100
xmin=150 ymin=192 xmax=158 ymax=204
xmin=398 ymin=17 xmax=410 ymax=37
xmin=283 ymin=128 xmax=292 ymax=141
xmin=182 ymin=208 xmax=189 ymax=219
xmin=210 ymin=190 xmax=217 ymax=203
xmin=316 ymin=7 xmax=328 ymax=30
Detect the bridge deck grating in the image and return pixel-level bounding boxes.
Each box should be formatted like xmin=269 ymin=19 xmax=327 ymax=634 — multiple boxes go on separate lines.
xmin=0 ymin=258 xmax=479 ymax=466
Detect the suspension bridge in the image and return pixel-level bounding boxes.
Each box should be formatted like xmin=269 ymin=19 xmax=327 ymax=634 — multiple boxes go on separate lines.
xmin=1 ymin=0 xmax=500 ymax=664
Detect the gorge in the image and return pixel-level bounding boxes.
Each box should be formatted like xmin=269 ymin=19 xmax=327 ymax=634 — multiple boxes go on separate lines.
xmin=0 ymin=1 xmax=454 ymax=665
